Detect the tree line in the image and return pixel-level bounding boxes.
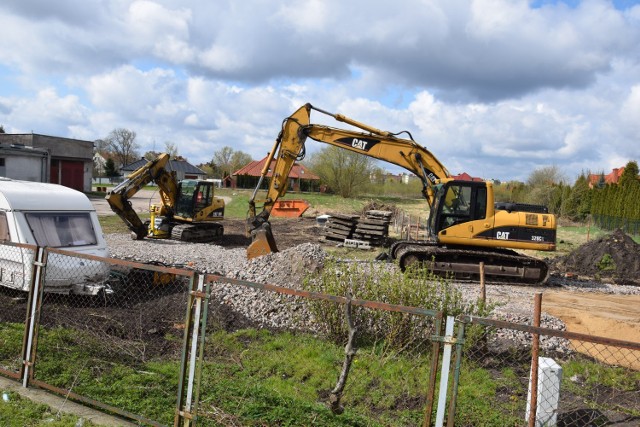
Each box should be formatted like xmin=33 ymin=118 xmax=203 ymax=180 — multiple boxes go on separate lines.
xmin=499 ymin=161 xmax=640 ymax=233
xmin=94 ymin=127 xmax=251 ymax=180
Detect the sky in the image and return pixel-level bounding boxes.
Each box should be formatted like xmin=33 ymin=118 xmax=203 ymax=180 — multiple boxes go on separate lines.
xmin=1 ymin=0 xmax=639 ymax=182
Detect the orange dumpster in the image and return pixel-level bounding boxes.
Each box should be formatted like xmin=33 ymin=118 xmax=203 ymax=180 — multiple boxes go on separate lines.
xmin=271 ymin=200 xmax=310 ymax=217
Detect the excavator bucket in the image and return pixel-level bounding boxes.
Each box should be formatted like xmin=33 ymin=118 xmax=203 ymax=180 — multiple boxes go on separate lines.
xmin=247 ymin=222 xmax=279 ymax=259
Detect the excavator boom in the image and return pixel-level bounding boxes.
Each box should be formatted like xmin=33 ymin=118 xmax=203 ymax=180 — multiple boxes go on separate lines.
xmin=246 ymin=103 xmax=557 ymax=284
xmin=106 ymin=153 xmax=177 ymax=239
xmin=247 ymin=103 xmax=451 ymax=258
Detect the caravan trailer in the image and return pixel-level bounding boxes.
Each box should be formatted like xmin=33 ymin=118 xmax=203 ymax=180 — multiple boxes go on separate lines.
xmin=0 ymin=178 xmax=110 ymax=295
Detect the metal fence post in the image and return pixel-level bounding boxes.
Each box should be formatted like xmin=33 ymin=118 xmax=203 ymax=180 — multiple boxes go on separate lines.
xmin=21 ymin=246 xmax=47 ymax=387
xmin=446 ymin=318 xmax=466 ymax=427
xmin=422 ymin=311 xmax=444 ymax=427
xmin=435 ymin=316 xmax=455 ymax=426
xmin=175 ymin=274 xmax=201 ymax=426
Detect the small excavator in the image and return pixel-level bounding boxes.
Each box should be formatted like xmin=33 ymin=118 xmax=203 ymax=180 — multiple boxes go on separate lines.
xmin=246 ymin=103 xmax=557 ymax=284
xmin=106 ymin=153 xmax=225 ymax=242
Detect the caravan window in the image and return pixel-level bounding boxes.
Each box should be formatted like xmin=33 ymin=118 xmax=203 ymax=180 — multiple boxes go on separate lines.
xmin=25 ymin=213 xmax=97 ymax=247
xmin=0 ymin=212 xmax=10 ymax=241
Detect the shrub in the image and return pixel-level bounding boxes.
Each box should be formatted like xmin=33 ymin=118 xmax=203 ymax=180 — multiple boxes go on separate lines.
xmin=302 ymin=260 xmax=487 ymax=353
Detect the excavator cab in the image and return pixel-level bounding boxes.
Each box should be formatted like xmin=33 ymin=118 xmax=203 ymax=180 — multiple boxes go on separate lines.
xmin=428 ymin=180 xmax=489 ymax=239
xmin=174 ymin=180 xmax=213 ymax=219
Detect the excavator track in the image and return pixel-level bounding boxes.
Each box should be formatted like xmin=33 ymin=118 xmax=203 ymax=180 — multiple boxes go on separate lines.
xmin=170 ymin=223 xmax=224 ymax=243
xmin=390 ymin=241 xmax=549 ymax=285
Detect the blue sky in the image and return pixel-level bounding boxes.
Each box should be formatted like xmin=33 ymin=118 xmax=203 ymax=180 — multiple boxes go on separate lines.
xmin=1 ymin=0 xmax=639 ymax=182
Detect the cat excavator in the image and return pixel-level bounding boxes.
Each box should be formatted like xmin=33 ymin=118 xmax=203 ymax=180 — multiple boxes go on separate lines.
xmin=246 ymin=103 xmax=556 ymax=284
xmin=106 ymin=153 xmax=225 ymax=242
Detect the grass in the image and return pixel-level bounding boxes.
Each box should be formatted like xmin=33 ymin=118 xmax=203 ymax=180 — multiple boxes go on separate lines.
xmin=216 ymin=188 xmax=428 ymax=219
xmin=0 ymin=392 xmax=96 ymax=427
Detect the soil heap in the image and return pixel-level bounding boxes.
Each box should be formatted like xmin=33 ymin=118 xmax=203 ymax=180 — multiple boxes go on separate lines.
xmin=553 ymin=229 xmax=640 ymax=286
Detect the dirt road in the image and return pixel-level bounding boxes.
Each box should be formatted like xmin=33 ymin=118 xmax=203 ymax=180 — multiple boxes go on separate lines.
xmin=90 ymin=189 xmax=231 ymax=215
xmin=543 ymin=291 xmax=640 ymax=369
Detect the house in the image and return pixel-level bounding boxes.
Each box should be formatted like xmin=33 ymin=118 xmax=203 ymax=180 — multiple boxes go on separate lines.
xmin=231 ymin=156 xmax=320 ymax=191
xmin=588 ymin=167 xmax=625 ymax=189
xmin=120 ymin=157 xmax=207 ymax=181
xmin=0 ymin=133 xmax=94 ymax=192
xmin=0 ymin=142 xmax=49 ymax=183
xmin=451 ymin=172 xmax=483 ymax=182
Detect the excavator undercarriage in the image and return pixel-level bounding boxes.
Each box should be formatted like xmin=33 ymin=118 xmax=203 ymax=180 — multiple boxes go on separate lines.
xmin=390 ymin=241 xmax=549 ymax=284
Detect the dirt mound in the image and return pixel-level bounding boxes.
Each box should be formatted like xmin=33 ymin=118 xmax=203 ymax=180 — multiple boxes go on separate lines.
xmin=553 ymin=229 xmax=640 ymax=286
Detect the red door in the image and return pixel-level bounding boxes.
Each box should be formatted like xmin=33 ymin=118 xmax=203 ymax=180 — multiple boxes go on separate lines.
xmin=50 ymin=159 xmax=84 ymax=191
xmin=61 ymin=161 xmax=84 ymax=191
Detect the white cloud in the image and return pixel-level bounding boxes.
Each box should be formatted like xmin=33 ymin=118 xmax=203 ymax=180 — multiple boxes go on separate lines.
xmin=0 ymin=0 xmax=639 ymax=180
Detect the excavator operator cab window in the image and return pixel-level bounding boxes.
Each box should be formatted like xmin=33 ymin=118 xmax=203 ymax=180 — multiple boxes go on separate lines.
xmin=194 ymin=182 xmax=213 ymax=213
xmin=436 ymin=182 xmax=488 ymax=232
xmin=176 ymin=180 xmax=197 ymax=217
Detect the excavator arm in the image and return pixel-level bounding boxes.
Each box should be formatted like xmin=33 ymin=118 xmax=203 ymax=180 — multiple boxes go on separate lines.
xmin=247 ymin=103 xmax=450 ymax=258
xmin=105 ymin=153 xmax=179 ymax=240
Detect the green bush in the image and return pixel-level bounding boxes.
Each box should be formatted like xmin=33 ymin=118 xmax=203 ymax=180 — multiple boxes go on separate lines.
xmin=303 ymin=260 xmax=487 ymax=353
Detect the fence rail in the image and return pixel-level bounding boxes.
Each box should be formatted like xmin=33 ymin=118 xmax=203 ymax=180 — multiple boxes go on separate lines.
xmin=0 ymin=241 xmax=638 ymax=426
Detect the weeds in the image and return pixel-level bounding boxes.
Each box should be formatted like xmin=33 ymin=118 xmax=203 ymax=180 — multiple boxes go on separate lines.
xmin=302 ymin=260 xmax=489 ymax=354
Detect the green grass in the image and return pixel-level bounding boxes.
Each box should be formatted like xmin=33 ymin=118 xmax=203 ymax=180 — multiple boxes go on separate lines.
xmin=216 ymin=188 xmax=428 ymax=219
xmin=4 ymin=317 xmax=639 ymax=426
xmin=0 ymin=392 xmax=96 ymax=427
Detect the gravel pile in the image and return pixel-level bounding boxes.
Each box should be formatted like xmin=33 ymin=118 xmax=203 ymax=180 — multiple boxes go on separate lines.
xmin=105 ymin=234 xmax=327 ymax=331
xmin=105 ymin=234 xmax=638 ymax=354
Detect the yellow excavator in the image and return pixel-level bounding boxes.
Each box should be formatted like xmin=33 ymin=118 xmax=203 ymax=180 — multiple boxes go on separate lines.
xmin=106 ymin=153 xmax=225 ymax=242
xmin=246 ymin=103 xmax=557 ymax=284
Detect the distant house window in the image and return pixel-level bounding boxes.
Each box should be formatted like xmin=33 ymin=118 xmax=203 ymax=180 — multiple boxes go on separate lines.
xmin=0 ymin=158 xmax=5 ymax=167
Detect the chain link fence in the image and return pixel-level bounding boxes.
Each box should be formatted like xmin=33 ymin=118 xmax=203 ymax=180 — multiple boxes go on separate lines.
xmin=0 ymin=241 xmax=37 ymax=379
xmin=2 ymin=239 xmax=639 ymax=426
xmin=457 ymin=313 xmax=640 ymax=427
xmin=592 ymin=214 xmax=640 ymax=235
xmin=0 ymin=242 xmax=197 ymax=425
xmin=179 ymin=273 xmax=446 ymax=426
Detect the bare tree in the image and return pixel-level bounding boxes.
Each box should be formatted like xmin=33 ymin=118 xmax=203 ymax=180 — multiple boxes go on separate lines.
xmin=525 ymin=165 xmax=567 ymax=207
xmin=230 ymin=151 xmax=253 ymax=175
xmin=106 ymin=128 xmax=140 ymax=167
xmin=164 ymin=142 xmax=179 ymax=158
xmin=213 ymin=146 xmax=234 ymax=177
xmin=212 ymin=146 xmax=252 ymax=178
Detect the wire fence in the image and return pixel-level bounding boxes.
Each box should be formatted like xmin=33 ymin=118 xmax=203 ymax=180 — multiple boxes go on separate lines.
xmin=458 ymin=314 xmax=640 ymax=427
xmin=1 ymin=241 xmax=639 ymax=426
xmin=592 ymin=214 xmax=640 ymax=235
xmin=0 ymin=241 xmax=36 ymax=379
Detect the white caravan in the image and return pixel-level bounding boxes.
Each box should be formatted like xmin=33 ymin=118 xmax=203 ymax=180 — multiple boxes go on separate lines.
xmin=0 ymin=178 xmax=111 ymax=295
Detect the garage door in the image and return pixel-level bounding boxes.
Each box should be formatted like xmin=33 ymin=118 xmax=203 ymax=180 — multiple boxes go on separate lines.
xmin=50 ymin=159 xmax=84 ymax=191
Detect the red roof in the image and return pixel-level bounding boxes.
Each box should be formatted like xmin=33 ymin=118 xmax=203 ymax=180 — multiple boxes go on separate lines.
xmin=588 ymin=167 xmax=625 ymax=187
xmin=232 ymin=156 xmax=320 ymax=180
xmin=451 ymin=172 xmax=483 ymax=182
